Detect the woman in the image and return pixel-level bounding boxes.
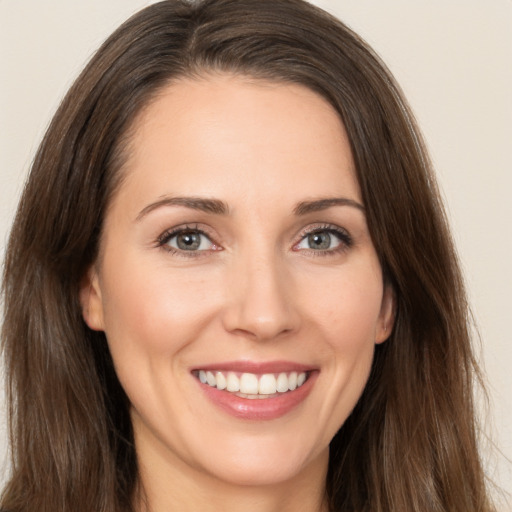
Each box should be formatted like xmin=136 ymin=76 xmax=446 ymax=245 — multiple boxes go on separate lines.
xmin=0 ymin=0 xmax=496 ymax=511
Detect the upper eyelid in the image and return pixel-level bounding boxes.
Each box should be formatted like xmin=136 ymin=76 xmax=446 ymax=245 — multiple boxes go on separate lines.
xmin=296 ymin=223 xmax=351 ymax=239
xmin=155 ymin=222 xmax=352 ymax=250
xmin=156 ymin=226 xmax=221 ymax=258
xmin=157 ymin=224 xmax=216 ymax=245
xmin=293 ymin=223 xmax=353 ymax=250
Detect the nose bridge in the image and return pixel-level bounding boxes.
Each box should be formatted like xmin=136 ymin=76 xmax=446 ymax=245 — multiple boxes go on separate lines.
xmin=222 ymin=243 xmax=298 ymax=340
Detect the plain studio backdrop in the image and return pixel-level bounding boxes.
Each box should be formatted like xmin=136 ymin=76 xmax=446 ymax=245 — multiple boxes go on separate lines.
xmin=0 ymin=0 xmax=511 ymax=508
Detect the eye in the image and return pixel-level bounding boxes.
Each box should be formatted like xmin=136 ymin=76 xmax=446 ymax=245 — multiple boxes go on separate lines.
xmin=158 ymin=227 xmax=217 ymax=253
xmin=294 ymin=226 xmax=352 ymax=254
xmin=171 ymin=231 xmax=211 ymax=251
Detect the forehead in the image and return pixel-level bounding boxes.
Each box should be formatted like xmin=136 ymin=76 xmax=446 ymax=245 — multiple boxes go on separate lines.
xmin=117 ymin=74 xmax=360 ymax=210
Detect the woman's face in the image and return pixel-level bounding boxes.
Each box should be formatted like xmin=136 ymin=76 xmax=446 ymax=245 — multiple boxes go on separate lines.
xmin=81 ymin=75 xmax=394 ymax=489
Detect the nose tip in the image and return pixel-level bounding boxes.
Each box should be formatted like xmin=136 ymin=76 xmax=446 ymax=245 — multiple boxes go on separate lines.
xmin=228 ymin=311 xmax=293 ymax=341
xmin=221 ymin=262 xmax=299 ymax=341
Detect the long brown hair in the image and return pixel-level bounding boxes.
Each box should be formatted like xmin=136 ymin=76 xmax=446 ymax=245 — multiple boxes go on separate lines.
xmin=1 ymin=1 xmax=494 ymax=511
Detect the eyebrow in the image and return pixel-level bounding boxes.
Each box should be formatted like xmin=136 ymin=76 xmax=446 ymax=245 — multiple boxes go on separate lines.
xmin=136 ymin=196 xmax=229 ymax=221
xmin=136 ymin=195 xmax=364 ymax=221
xmin=293 ymin=197 xmax=365 ymax=215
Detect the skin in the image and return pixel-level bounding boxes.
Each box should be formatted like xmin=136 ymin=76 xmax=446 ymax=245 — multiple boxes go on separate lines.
xmin=81 ymin=74 xmax=394 ymax=512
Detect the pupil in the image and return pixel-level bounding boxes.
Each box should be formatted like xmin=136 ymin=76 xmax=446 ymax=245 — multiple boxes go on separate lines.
xmin=177 ymin=232 xmax=200 ymax=250
xmin=309 ymin=232 xmax=330 ymax=249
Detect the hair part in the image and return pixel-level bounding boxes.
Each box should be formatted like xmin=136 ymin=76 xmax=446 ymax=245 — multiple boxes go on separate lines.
xmin=1 ymin=1 xmax=494 ymax=511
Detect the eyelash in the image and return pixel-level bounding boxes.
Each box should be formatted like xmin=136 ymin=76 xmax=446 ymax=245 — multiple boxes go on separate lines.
xmin=156 ymin=223 xmax=353 ymax=257
xmin=293 ymin=224 xmax=353 ymax=257
xmin=156 ymin=224 xmax=219 ymax=258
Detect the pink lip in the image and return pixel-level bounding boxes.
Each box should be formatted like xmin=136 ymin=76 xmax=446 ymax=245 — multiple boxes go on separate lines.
xmin=193 ymin=363 xmax=318 ymax=421
xmin=192 ymin=360 xmax=315 ymax=374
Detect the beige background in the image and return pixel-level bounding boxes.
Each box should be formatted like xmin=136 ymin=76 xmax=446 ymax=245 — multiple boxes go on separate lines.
xmin=1 ymin=0 xmax=511 ymax=508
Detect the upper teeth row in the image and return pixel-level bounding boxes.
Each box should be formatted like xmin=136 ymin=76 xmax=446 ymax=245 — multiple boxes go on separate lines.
xmin=198 ymin=370 xmax=307 ymax=395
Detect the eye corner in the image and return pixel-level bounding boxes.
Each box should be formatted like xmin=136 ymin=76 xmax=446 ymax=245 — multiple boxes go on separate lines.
xmin=293 ymin=223 xmax=353 ymax=256
xmin=156 ymin=224 xmax=222 ymax=256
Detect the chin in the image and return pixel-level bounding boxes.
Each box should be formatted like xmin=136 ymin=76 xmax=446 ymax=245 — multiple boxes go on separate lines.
xmin=188 ymin=432 xmax=328 ymax=488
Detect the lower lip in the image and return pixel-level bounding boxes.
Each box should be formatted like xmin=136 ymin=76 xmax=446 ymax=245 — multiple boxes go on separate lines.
xmin=196 ymin=372 xmax=317 ymax=421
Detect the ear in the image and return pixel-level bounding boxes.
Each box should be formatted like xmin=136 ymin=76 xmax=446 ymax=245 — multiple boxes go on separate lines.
xmin=79 ymin=266 xmax=105 ymax=331
xmin=375 ymin=283 xmax=396 ymax=344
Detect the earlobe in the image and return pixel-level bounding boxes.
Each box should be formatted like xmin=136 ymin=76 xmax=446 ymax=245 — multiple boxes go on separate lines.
xmin=376 ymin=284 xmax=396 ymax=344
xmin=79 ymin=267 xmax=105 ymax=331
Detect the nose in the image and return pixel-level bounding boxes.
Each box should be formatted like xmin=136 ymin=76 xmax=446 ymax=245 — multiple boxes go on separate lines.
xmin=221 ymin=251 xmax=300 ymax=341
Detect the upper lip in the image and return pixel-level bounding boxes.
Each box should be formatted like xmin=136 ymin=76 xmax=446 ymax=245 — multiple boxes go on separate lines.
xmin=191 ymin=360 xmax=316 ymax=374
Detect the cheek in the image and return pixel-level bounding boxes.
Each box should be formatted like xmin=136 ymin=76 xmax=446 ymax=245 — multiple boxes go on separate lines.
xmin=99 ymin=254 xmax=223 ymax=358
xmin=300 ymin=263 xmax=384 ymax=348
xmin=301 ymin=262 xmax=382 ymax=404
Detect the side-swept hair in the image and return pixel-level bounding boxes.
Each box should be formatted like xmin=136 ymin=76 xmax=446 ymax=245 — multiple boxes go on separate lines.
xmin=1 ymin=1 xmax=494 ymax=511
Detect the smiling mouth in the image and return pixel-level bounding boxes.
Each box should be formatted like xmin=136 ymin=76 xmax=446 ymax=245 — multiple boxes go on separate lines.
xmin=192 ymin=370 xmax=310 ymax=399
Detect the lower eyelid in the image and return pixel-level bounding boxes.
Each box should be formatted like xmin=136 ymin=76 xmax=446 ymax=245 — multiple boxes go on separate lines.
xmin=156 ymin=225 xmax=352 ymax=255
xmin=295 ymin=226 xmax=352 ymax=248
xmin=156 ymin=225 xmax=224 ymax=256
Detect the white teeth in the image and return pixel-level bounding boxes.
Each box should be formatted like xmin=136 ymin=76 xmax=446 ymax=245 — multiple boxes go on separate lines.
xmin=288 ymin=372 xmax=298 ymax=391
xmin=258 ymin=374 xmax=277 ymax=395
xmin=226 ymin=372 xmax=240 ymax=392
xmin=240 ymin=373 xmax=259 ymax=394
xmin=206 ymin=371 xmax=216 ymax=387
xmin=216 ymin=371 xmax=227 ymax=390
xmin=276 ymin=372 xmax=289 ymax=393
xmin=197 ymin=370 xmax=309 ymax=396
